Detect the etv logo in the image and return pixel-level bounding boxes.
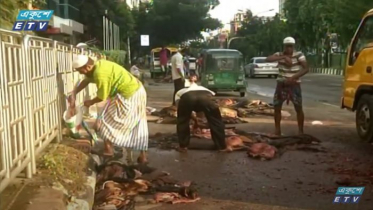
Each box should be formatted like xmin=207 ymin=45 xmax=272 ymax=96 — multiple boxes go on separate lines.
xmin=12 ymin=10 xmax=54 ymax=31
xmin=333 ymin=187 xmax=365 ymax=204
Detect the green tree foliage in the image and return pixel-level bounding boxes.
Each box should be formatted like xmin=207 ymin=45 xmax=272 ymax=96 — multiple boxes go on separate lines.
xmin=130 ymin=2 xmax=153 ymax=58
xmin=284 ymin=0 xmax=373 ymax=49
xmin=233 ymin=12 xmax=288 ymax=60
xmin=231 ymin=0 xmax=373 ymax=61
xmin=324 ymin=0 xmax=373 ymax=46
xmin=79 ymin=0 xmax=134 ymax=49
xmin=130 ymin=0 xmax=221 ymax=52
xmin=284 ymin=0 xmax=330 ymax=51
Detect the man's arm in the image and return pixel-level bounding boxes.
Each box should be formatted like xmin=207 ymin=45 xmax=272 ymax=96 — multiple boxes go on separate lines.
xmin=291 ymin=54 xmax=309 ymax=80
xmin=71 ymin=78 xmax=90 ymax=97
xmin=90 ymin=96 xmax=102 ymax=104
xmin=291 ymin=61 xmax=309 ymax=80
xmin=84 ymin=96 xmax=103 ymax=108
xmin=266 ymin=52 xmax=287 ymax=62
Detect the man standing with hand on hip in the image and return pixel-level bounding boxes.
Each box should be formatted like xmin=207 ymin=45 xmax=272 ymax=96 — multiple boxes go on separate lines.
xmin=266 ymin=37 xmax=309 ymax=136
xmin=171 ymin=49 xmax=185 ymax=105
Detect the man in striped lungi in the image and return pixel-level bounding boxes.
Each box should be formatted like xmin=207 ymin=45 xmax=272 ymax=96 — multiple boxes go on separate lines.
xmin=266 ymin=37 xmax=309 ymax=136
xmin=69 ymin=55 xmax=149 ymax=164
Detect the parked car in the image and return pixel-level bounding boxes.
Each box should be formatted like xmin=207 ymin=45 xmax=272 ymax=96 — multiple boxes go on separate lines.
xmin=244 ymin=57 xmax=279 ymax=78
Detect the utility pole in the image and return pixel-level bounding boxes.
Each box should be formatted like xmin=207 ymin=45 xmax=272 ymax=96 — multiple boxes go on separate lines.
xmin=103 ymin=10 xmax=108 ymax=50
xmin=128 ymin=36 xmax=131 ymax=65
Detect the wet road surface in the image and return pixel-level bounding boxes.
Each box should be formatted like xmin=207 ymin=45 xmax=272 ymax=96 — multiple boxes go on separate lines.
xmin=147 ymin=123 xmax=373 ymax=210
xmin=146 ymin=77 xmax=373 ymax=210
xmin=246 ymin=74 xmax=343 ymax=107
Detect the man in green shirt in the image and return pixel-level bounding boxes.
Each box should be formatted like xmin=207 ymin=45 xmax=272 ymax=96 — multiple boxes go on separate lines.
xmin=69 ymin=55 xmax=149 ymax=164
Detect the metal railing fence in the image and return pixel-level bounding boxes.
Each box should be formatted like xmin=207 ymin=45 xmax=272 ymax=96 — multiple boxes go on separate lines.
xmin=0 ymin=29 xmax=98 ymax=192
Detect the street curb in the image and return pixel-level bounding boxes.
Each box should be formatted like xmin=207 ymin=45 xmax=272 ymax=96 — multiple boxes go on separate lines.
xmin=66 ymin=154 xmax=99 ymax=210
xmin=309 ymin=67 xmax=344 ymax=76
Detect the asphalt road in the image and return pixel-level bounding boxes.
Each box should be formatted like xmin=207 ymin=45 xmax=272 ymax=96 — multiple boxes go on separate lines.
xmin=246 ymin=74 xmax=343 ymax=107
xmin=146 ymin=77 xmax=373 ymax=210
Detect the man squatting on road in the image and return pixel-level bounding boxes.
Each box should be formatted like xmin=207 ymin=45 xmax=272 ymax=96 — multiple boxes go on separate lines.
xmin=266 ymin=37 xmax=309 ymax=136
xmin=174 ymin=73 xmax=227 ymax=152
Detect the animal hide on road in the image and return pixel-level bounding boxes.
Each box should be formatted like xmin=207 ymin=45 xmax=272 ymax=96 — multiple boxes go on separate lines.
xmin=150 ymin=98 xmax=291 ymax=124
xmin=149 ymin=129 xmax=324 ymax=160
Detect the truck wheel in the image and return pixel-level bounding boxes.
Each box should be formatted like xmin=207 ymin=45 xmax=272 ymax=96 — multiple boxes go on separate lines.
xmin=240 ymin=92 xmax=246 ymax=97
xmin=356 ymin=94 xmax=373 ymax=142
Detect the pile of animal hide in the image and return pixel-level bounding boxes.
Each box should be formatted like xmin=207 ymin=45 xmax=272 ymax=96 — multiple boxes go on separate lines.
xmin=150 ymin=128 xmax=325 ymax=160
xmin=93 ymin=161 xmax=199 ymax=210
xmin=216 ymin=98 xmax=291 ymax=117
xmin=149 ymin=98 xmax=291 ymax=124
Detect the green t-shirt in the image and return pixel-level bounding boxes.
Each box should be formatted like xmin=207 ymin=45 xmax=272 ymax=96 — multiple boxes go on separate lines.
xmin=91 ymin=60 xmax=140 ymax=100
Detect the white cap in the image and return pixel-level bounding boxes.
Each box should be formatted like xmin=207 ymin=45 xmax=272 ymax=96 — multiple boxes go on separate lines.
xmin=283 ymin=37 xmax=295 ymax=44
xmin=72 ymin=55 xmax=89 ymax=69
xmin=76 ymin=43 xmax=88 ymax=49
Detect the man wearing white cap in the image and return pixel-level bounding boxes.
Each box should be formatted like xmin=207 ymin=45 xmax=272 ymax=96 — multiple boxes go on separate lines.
xmin=68 ymin=55 xmax=149 ymax=163
xmin=266 ymin=37 xmax=309 ymax=136
xmin=76 ymin=43 xmax=102 ymax=61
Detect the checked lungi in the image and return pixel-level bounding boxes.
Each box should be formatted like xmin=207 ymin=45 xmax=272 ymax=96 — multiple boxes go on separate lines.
xmin=273 ymin=81 xmax=302 ymax=107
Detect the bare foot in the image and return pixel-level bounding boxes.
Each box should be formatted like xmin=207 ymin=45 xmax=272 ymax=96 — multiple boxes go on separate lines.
xmin=219 ymin=148 xmax=232 ymax=153
xmin=103 ymin=148 xmax=114 ymax=157
xmin=176 ymin=147 xmax=188 ymax=153
xmin=103 ymin=152 xmax=114 ymax=157
xmin=103 ymin=140 xmax=114 ymax=157
xmin=137 ymin=151 xmax=148 ymax=164
xmin=137 ymin=156 xmax=148 ymax=164
xmin=274 ymin=131 xmax=282 ymax=137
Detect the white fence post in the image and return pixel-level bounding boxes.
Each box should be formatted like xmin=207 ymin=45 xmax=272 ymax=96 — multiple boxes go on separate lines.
xmin=0 ymin=30 xmax=34 ymax=192
xmin=0 ymin=29 xmax=99 ymax=193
